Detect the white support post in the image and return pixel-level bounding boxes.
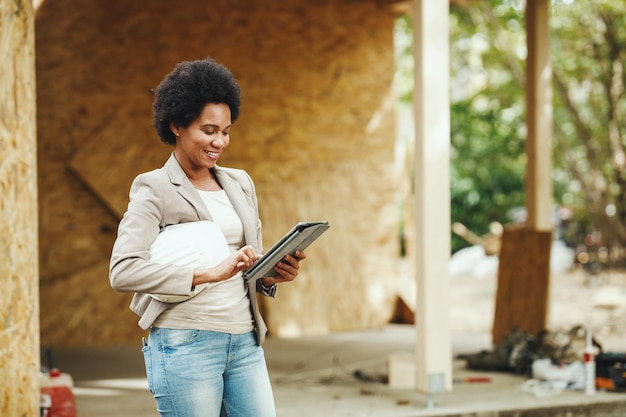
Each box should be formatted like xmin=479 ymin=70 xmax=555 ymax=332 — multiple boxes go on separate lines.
xmin=411 ymin=0 xmax=452 ymax=396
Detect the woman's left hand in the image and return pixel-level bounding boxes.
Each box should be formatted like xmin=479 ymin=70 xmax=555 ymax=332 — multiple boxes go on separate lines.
xmin=261 ymin=250 xmax=307 ymax=286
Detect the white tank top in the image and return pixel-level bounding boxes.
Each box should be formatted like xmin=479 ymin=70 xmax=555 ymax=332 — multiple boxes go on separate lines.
xmin=153 ymin=189 xmax=254 ymax=333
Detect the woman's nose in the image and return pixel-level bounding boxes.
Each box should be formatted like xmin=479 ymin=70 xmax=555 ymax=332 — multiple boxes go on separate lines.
xmin=211 ymin=136 xmax=226 ymax=148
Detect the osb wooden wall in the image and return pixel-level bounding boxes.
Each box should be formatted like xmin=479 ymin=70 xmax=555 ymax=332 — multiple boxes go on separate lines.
xmin=36 ymin=0 xmax=399 ymax=347
xmin=1 ymin=0 xmax=39 ymax=415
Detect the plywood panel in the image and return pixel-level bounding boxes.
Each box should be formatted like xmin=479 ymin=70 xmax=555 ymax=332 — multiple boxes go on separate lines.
xmin=493 ymin=227 xmax=553 ymax=344
xmin=40 ymin=261 xmax=146 ymax=347
xmin=37 ymin=0 xmax=399 ymax=347
xmin=0 ymin=0 xmax=39 ymax=415
xmin=68 ymin=93 xmax=171 ymax=218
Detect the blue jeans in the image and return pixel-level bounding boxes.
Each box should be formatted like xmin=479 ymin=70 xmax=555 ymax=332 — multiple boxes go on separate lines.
xmin=143 ymin=328 xmax=276 ymax=417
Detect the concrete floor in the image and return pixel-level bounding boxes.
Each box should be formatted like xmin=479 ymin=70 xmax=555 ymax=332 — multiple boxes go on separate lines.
xmin=52 ymin=325 xmax=626 ymax=417
xmin=50 ymin=268 xmax=626 ymax=416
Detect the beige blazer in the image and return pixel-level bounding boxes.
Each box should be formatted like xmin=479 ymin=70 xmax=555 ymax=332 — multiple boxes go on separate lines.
xmin=109 ymin=153 xmax=270 ymax=344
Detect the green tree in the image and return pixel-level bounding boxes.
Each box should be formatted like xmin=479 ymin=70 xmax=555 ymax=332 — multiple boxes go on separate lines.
xmin=395 ymin=1 xmax=626 ymax=255
xmin=448 ymin=1 xmax=528 ymax=253
xmin=552 ymin=1 xmax=626 ymax=259
xmin=395 ymin=3 xmax=529 ymax=253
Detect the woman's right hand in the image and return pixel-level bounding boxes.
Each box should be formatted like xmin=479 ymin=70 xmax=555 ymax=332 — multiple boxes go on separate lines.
xmin=192 ymin=245 xmax=260 ymax=286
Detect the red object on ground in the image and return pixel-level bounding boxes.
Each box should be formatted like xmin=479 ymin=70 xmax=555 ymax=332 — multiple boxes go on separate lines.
xmin=40 ymin=368 xmax=78 ymax=417
xmin=454 ymin=376 xmax=492 ymax=383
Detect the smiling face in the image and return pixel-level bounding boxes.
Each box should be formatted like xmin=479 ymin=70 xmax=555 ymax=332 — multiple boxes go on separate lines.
xmin=171 ymin=103 xmax=232 ymax=176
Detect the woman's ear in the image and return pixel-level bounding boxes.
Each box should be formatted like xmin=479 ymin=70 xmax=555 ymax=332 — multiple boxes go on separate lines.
xmin=169 ymin=122 xmax=180 ymax=137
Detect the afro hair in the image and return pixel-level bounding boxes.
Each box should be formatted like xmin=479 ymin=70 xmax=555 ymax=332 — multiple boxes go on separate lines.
xmin=152 ymin=57 xmax=241 ymax=145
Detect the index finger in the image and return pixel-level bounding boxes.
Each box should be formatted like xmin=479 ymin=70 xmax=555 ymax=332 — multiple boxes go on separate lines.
xmin=242 ymin=245 xmax=261 ymax=260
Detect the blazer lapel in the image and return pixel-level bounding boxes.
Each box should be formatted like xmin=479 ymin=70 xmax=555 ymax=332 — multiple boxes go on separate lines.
xmin=164 ymin=153 xmax=213 ymax=221
xmin=163 ymin=154 xmax=256 ymax=246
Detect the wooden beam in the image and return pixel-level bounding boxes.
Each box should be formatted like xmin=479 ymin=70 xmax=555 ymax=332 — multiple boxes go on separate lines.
xmin=492 ymin=0 xmax=554 ymax=346
xmin=525 ymin=0 xmax=553 ymax=229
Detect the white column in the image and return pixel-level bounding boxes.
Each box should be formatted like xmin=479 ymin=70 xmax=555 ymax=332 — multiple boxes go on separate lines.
xmin=525 ymin=0 xmax=553 ymax=230
xmin=411 ymin=0 xmax=452 ymax=394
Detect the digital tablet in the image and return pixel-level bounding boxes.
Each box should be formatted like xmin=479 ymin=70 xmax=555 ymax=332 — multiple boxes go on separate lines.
xmin=243 ymin=221 xmax=330 ymax=282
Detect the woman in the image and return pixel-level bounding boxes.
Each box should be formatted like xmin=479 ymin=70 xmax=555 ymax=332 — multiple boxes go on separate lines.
xmin=109 ymin=57 xmax=305 ymax=417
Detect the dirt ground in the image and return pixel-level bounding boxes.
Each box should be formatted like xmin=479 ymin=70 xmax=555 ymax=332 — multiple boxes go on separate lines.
xmin=449 ymin=264 xmax=626 ymax=352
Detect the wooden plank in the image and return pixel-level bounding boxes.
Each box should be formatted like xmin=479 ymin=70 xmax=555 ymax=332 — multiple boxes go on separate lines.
xmin=492 ymin=227 xmax=552 ymax=344
xmin=0 ymin=1 xmax=39 ymax=415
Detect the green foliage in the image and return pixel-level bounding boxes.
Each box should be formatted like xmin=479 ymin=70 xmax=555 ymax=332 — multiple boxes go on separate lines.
xmin=448 ymin=1 xmax=529 ymax=253
xmin=551 ymin=0 xmax=626 ymax=251
xmin=395 ymin=1 xmax=626 ymax=255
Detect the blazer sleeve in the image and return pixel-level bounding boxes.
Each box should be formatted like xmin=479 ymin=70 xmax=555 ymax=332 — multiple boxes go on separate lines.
xmin=109 ymin=172 xmax=196 ymax=297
